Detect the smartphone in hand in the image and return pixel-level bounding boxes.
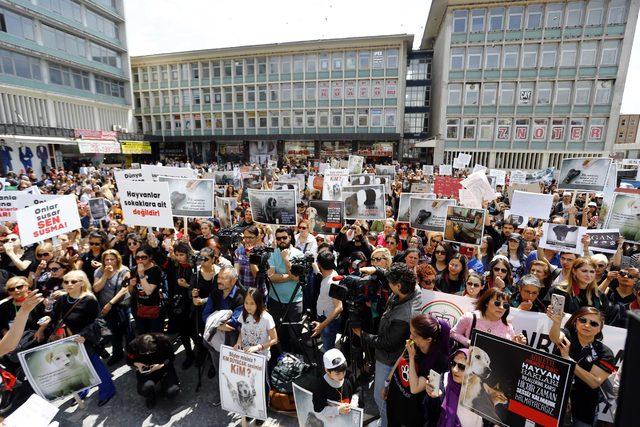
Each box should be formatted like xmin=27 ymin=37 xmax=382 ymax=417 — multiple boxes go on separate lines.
xmin=550 ymin=294 xmax=565 ymax=317
xmin=428 ymin=369 xmax=441 ymax=395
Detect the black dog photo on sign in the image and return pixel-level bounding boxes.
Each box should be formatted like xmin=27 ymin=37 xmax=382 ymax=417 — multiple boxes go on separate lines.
xmin=341 ymin=184 xmax=385 ymax=220
xmin=248 ymin=189 xmax=297 ymax=226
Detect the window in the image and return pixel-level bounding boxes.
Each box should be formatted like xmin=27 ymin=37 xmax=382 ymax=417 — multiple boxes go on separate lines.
xmin=453 ymin=10 xmax=468 ymax=33
xmin=258 ymin=85 xmax=267 ymax=102
xmin=450 ymin=48 xmax=465 ymax=70
xmin=545 ymin=3 xmax=564 ymax=28
xmin=269 ymin=112 xmax=279 ymax=128
xmin=332 ymin=52 xmax=343 ymax=71
xmin=371 ymin=109 xmax=382 ymax=126
xmin=387 ymin=49 xmax=399 ymax=68
xmin=246 ymin=112 xmax=256 ymax=128
xmin=497 ymin=118 xmax=512 ymax=140
xmin=601 ymin=40 xmax=619 ymax=65
xmin=358 ymin=109 xmax=368 ymax=127
xmin=48 ymin=63 xmax=90 ymax=91
xmin=607 ymin=0 xmax=625 ymax=24
xmin=257 ymin=57 xmax=266 ymax=75
xmin=1 ymin=8 xmax=35 ymax=41
xmin=232 ymin=60 xmax=242 ymax=77
xmin=448 ymin=84 xmax=462 ymax=105
xmin=42 ymin=25 xmax=88 ymax=60
xmin=281 ymin=56 xmax=292 ymax=74
xmin=372 ymin=51 xmax=385 ymax=69
xmin=503 ymin=45 xmax=519 ymax=68
xmin=446 ymin=118 xmax=460 ymax=139
xmin=499 ymin=82 xmax=515 ymax=105
xmin=526 ymin=4 xmax=543 ymax=29
xmin=305 ymin=82 xmax=316 ymax=100
xmin=293 ymin=83 xmax=303 ymax=101
xmin=566 ymin=2 xmax=584 ymax=26
xmin=223 ymin=87 xmax=232 ymax=103
xmin=463 ymin=119 xmax=476 ymax=139
xmin=268 ymin=84 xmax=278 ymax=102
xmin=489 ymin=7 xmax=504 ymax=31
xmin=282 ymin=111 xmax=291 ymax=127
xmin=191 ymin=89 xmax=201 ymax=105
xmin=95 ymin=75 xmax=125 ymax=98
xmin=575 ymin=81 xmax=592 ymax=104
xmin=541 ymin=43 xmax=558 ymax=67
xmin=467 ymin=47 xmax=482 ymax=69
xmin=306 ymin=110 xmax=316 ymax=127
xmin=464 ymin=83 xmax=479 ymax=105
xmin=234 ymin=87 xmax=243 ymax=103
xmin=203 ymin=89 xmax=211 ymax=105
xmin=570 ymin=118 xmax=586 ymax=141
xmin=294 ymin=110 xmax=304 ymax=127
xmin=518 ymin=82 xmax=534 ymax=105
xmin=331 ymin=109 xmax=342 ymax=127
xmin=586 ymin=0 xmax=604 ymax=25
xmin=38 ymin=0 xmax=81 ymax=22
xmin=235 ymin=113 xmax=244 ymax=129
xmin=384 ymin=109 xmax=396 ymax=127
xmin=280 ymin=83 xmax=291 ymax=101
xmin=223 ymin=61 xmax=232 ymax=77
xmin=560 ymin=43 xmax=577 ymax=67
xmin=508 ymin=6 xmax=524 ymax=30
xmin=358 ymin=51 xmax=370 ymax=69
xmin=294 ymin=55 xmax=304 ymax=73
xmin=580 ymin=41 xmax=597 ymax=66
xmin=555 ymin=82 xmax=572 ymax=104
xmin=86 ymin=9 xmax=118 ymax=40
xmin=522 ymin=44 xmax=538 ymax=68
xmin=181 ymin=89 xmax=191 ymax=105
xmin=471 ymin=9 xmax=485 ymax=32
xmin=244 ymin=59 xmax=254 ymax=76
xmin=479 ymin=119 xmax=494 ymax=140
xmin=191 ymin=62 xmax=200 ymax=79
xmin=306 ymin=54 xmax=317 ymax=73
xmin=595 ymin=80 xmax=612 ymax=104
xmin=482 ymin=83 xmax=497 ymax=105
xmin=589 ymin=118 xmax=606 ymax=141
xmin=202 ymin=62 xmax=210 ymax=79
xmin=407 ymin=58 xmax=428 ymax=79
xmin=269 ymin=57 xmax=279 ymax=75
xmin=345 ymin=51 xmax=356 ymax=70
xmin=212 ymin=62 xmax=220 ymax=78
xmin=485 ymin=46 xmax=501 ymax=68
xmin=536 ymin=82 xmax=552 ymax=104
xmin=406 ymin=86 xmax=426 ymax=106
xmin=0 ymin=49 xmax=41 ymax=80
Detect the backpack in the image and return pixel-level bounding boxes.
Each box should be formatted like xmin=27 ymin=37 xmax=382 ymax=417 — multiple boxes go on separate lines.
xmin=270 ymin=353 xmax=309 ymax=394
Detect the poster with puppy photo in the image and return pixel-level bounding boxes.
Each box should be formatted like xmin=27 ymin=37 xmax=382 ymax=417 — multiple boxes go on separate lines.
xmin=539 ymin=222 xmax=587 ymax=254
xmin=248 ymin=189 xmax=297 ymax=226
xmin=308 ymin=200 xmax=344 ymax=234
xmin=293 ymin=383 xmax=363 ymax=427
xmin=460 ymin=331 xmax=574 ymax=427
xmin=444 ymin=206 xmax=486 ymax=245
xmin=341 ymin=184 xmax=386 ymax=220
xmin=18 ymin=336 xmax=101 ymax=401
xmin=214 ymin=196 xmax=238 ymax=228
xmin=604 ymin=191 xmax=640 ymax=243
xmin=157 ymin=177 xmax=214 ymax=217
xmin=219 ymin=345 xmax=267 ymax=421
xmin=557 ymin=158 xmax=612 ymax=192
xmin=410 ymin=198 xmax=455 ymax=232
xmin=397 ymin=193 xmax=435 ymax=222
xmin=322 ymin=170 xmax=350 ymax=201
xmin=347 ymin=155 xmax=364 ymax=175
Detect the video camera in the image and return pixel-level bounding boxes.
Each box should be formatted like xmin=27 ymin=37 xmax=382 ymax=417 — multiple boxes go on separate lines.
xmin=289 ymin=252 xmax=315 ymax=278
xmin=217 ymin=226 xmax=243 ymax=249
xmin=329 ymin=273 xmax=384 ymax=328
xmin=249 ymin=246 xmax=274 ymax=270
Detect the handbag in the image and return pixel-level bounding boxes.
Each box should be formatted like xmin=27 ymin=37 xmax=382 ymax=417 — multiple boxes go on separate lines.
xmin=136 ymin=304 xmax=161 ymax=319
xmin=48 ymin=298 xmax=84 ymax=342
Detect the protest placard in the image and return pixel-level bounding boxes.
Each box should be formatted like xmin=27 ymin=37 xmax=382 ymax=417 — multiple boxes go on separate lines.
xmin=349 ymin=173 xmax=376 ymax=185
xmin=410 ymin=182 xmax=430 ymax=193
xmin=16 ymin=195 xmax=81 ymax=246
xmin=219 ymin=345 xmax=267 ymax=421
xmin=557 ymin=158 xmax=612 ymax=192
xmin=489 ymin=169 xmax=507 ymax=186
xmin=422 ymin=165 xmax=434 ymax=176
xmin=157 ymin=177 xmax=214 ymax=217
xmin=88 ymin=197 xmax=108 ymax=220
xmin=118 ymin=180 xmax=174 ymax=228
xmin=473 ymin=164 xmax=488 ymax=174
xmin=409 ymin=198 xmax=454 ymax=232
xmin=140 ymin=164 xmax=196 ymax=182
xmin=444 ymin=206 xmax=485 ymax=245
xmin=433 ymin=176 xmax=463 ymax=198
xmin=439 ymin=164 xmax=453 ymax=176
xmin=460 ymin=331 xmax=574 ymax=427
xmin=18 ymin=336 xmax=101 ymax=402
xmin=292 ymin=383 xmax=364 ymax=427
xmin=4 ymin=394 xmax=59 ymax=427
xmin=342 ymin=184 xmax=386 ymax=220
xmin=397 ymin=192 xmax=434 ymax=222
xmin=461 ymin=170 xmax=496 ymax=202
xmin=457 ymin=153 xmax=472 ymax=167
xmin=503 ymin=210 xmax=529 ymax=229
xmin=604 ymin=191 xmax=640 ymax=243
xmin=308 ymin=200 xmax=344 ymax=234
xmin=0 ymin=191 xmax=34 ymax=221
xmin=507 ymin=183 xmax=541 ymax=202
xmin=213 ymin=170 xmax=241 ymax=187
xmin=322 ymin=170 xmax=350 ymax=201
xmin=458 ymin=188 xmax=482 ymax=208
xmin=248 ymin=189 xmax=297 ymax=226
xmin=214 ymin=196 xmax=237 ymax=228
xmin=510 ymin=170 xmax=527 ymax=184
xmin=585 ymin=229 xmax=620 ymax=254
xmin=539 ymin=223 xmax=586 ymax=254
xmin=375 ymin=165 xmax=395 ymax=176
xmin=525 ymin=168 xmax=555 ymax=185
xmin=347 ymin=155 xmax=364 ymax=175
xmin=509 ymin=191 xmax=554 ymax=220
xmin=452 ymin=157 xmax=467 ymax=170
xmin=113 ymin=169 xmax=144 ymax=187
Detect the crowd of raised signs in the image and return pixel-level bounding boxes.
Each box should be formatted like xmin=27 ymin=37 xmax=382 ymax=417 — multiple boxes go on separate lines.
xmin=0 ymin=155 xmax=637 ymax=426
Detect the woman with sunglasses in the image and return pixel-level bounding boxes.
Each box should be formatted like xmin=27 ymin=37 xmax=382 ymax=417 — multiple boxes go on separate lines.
xmin=123 ymin=233 xmax=145 ymax=270
xmin=500 ymin=233 xmax=526 ymax=281
xmin=394 ymin=223 xmax=413 ymax=252
xmin=416 ymin=264 xmax=438 ymax=291
xmin=451 ymin=288 xmax=527 ymax=348
xmin=294 ymin=219 xmax=317 ymax=258
xmin=36 ymin=271 xmax=116 ymax=406
xmin=78 ymin=231 xmax=107 ymax=283
xmin=128 ymin=247 xmax=164 ymax=334
xmin=436 ymin=253 xmax=468 ymax=294
xmin=430 ymin=242 xmax=453 ymax=275
xmin=548 ymin=306 xmax=615 ymax=426
xmin=484 ymin=256 xmax=514 ymax=296
xmin=457 ymin=272 xmax=485 ymax=298
xmin=38 ymin=257 xmax=72 ymax=302
xmin=32 ymin=243 xmax=55 ymax=287
xmin=548 ymin=257 xmax=608 ymax=316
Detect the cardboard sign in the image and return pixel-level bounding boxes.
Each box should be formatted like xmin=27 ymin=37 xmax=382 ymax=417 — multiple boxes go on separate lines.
xmin=140 ymin=164 xmax=196 ymax=182
xmin=439 ymin=164 xmax=453 ymax=176
xmin=118 ymin=180 xmax=174 ymax=228
xmin=510 ymin=191 xmax=554 ymax=220
xmin=423 ymin=165 xmax=434 ymax=176
xmin=460 ymin=170 xmax=496 ymax=202
xmin=489 ymin=169 xmax=507 ymax=186
xmin=308 ymin=200 xmax=345 ymax=234
xmin=293 ymin=383 xmax=364 ymax=427
xmin=444 ymin=206 xmax=486 ymax=245
xmin=157 ymin=177 xmax=214 ymax=217
xmin=342 ymin=184 xmax=386 ymax=220
xmin=409 ymin=198 xmax=455 ymax=232
xmin=557 ymin=158 xmax=613 ymax=192
xmin=397 ymin=192 xmax=434 ymax=222
xmin=219 ymin=345 xmax=268 ymax=421
xmin=347 ymin=155 xmax=364 ymax=175
xmin=322 ymin=170 xmax=350 ymax=201
xmin=510 ymin=170 xmax=527 ymax=184
xmin=410 ymin=182 xmax=430 ymax=193
xmin=16 ymin=195 xmax=81 ymax=246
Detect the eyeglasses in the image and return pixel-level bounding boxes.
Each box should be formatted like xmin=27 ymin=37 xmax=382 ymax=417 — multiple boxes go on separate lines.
xmin=434 ymin=250 xmax=446 ymax=255
xmin=386 ymin=240 xmax=396 ymax=245
xmin=420 ymin=278 xmax=435 ymax=286
xmin=2 ymin=237 xmax=17 ymax=243
xmin=619 ymin=271 xmax=632 ymax=278
xmin=89 ymin=242 xmax=102 ymax=247
xmin=63 ymin=279 xmax=80 ymax=285
xmin=275 ymin=236 xmax=288 ymax=241
xmin=577 ymin=317 xmax=600 ymax=328
xmin=451 ymin=361 xmax=466 ymax=371
xmin=372 ymin=257 xmax=385 ymax=262
xmin=135 ymin=255 xmax=149 ymax=260
xmin=493 ymin=267 xmax=508 ymax=273
xmin=492 ymin=300 xmax=510 ymax=309
xmin=399 ymin=227 xmax=408 ymax=231
xmin=6 ymin=284 xmax=26 ymax=293
xmin=116 ymin=230 xmax=126 ymax=234
xmin=36 ymin=252 xmax=51 ymax=258
xmin=467 ymin=282 xmax=482 ymax=288
xmin=47 ymin=267 xmax=61 ymax=272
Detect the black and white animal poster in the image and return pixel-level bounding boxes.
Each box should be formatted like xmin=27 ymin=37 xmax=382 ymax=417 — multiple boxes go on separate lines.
xmin=341 ymin=184 xmax=385 ymax=220
xmin=157 ymin=177 xmax=215 ymax=217
xmin=248 ymin=189 xmax=297 ymax=226
xmin=557 ymin=158 xmax=612 ymax=192
xmin=539 ymin=223 xmax=587 ymax=254
xmin=444 ymin=206 xmax=486 ymax=245
xmin=88 ymin=197 xmax=108 ymax=220
xmin=585 ymin=229 xmax=620 ymax=254
xmin=219 ymin=345 xmax=267 ymax=421
xmin=409 ymin=198 xmax=454 ymax=232
xmin=292 ymin=383 xmax=364 ymax=427
xmin=375 ymin=165 xmax=396 ymax=176
xmin=308 ymin=200 xmax=344 ymax=234
xmin=349 ymin=174 xmax=376 ymax=186
xmin=397 ymin=193 xmax=434 ymax=223
xmin=322 ymin=170 xmax=350 ymax=201
xmin=460 ymin=331 xmax=574 ymax=427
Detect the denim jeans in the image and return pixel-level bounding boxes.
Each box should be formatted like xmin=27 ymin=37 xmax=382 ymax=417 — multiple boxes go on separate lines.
xmin=374 ymin=360 xmax=392 ymax=427
xmin=89 ymin=352 xmax=116 ymax=400
xmin=320 ymin=316 xmax=340 ymax=353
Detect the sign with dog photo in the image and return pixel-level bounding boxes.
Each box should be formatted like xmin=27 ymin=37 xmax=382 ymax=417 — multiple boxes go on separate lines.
xmin=557 ymin=158 xmax=613 ymax=192
xmin=308 ymin=200 xmax=344 ymax=234
xmin=539 ymin=223 xmax=587 ymax=254
xmin=604 ymin=191 xmax=640 ymax=243
xmin=219 ymin=345 xmax=267 ymax=421
xmin=397 ymin=193 xmax=435 ymax=223
xmin=349 ymin=174 xmax=376 ymax=186
xmin=322 ymin=170 xmax=350 ymax=201
xmin=18 ymin=336 xmax=101 ymax=401
xmin=460 ymin=331 xmax=575 ymax=427
xmin=341 ymin=184 xmax=386 ymax=220
xmin=409 ymin=198 xmax=454 ymax=232
xmin=347 ymin=155 xmax=364 ymax=175
xmin=157 ymin=177 xmax=214 ymax=217
xmin=292 ymin=383 xmax=364 ymax=427
xmin=248 ymin=189 xmax=297 ymax=226
xmin=443 ymin=206 xmax=486 ymax=245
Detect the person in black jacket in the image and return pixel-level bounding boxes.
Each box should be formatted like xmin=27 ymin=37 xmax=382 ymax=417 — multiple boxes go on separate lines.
xmin=310 ymin=349 xmax=360 ymax=419
xmin=333 ymin=223 xmax=372 ymax=264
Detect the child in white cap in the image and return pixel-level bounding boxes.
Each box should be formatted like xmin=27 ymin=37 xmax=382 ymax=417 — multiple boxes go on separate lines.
xmin=310 ymin=348 xmax=360 ymax=418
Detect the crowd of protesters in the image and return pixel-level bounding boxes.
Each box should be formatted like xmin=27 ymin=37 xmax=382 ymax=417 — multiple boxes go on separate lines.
xmin=0 ymin=158 xmax=636 ymax=427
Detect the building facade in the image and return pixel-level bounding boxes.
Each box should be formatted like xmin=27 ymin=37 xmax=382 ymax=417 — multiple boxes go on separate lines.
xmin=0 ymin=0 xmax=132 ymax=171
xmin=423 ymin=0 xmax=638 ymax=169
xmin=614 ymin=113 xmax=640 ymax=158
xmin=131 ymin=35 xmax=417 ymax=164
xmin=403 ymin=49 xmax=434 ymax=162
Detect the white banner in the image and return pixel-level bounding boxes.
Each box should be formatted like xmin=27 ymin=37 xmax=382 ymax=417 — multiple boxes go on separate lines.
xmin=118 ymin=180 xmax=174 ymax=228
xmin=77 ymin=139 xmax=121 ymax=154
xmin=113 ymin=169 xmax=145 ymax=188
xmin=510 ymin=191 xmax=554 ymax=220
xmin=140 ymin=164 xmax=196 ymax=182
xmin=16 ymin=195 xmax=80 ymax=246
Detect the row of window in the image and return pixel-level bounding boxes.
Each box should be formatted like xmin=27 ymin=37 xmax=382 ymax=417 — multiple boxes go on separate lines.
xmin=446 ymin=116 xmax=607 ymax=143
xmin=135 ymin=79 xmax=399 ymax=108
xmin=95 ymin=74 xmax=125 ymax=98
xmin=48 ymin=63 xmax=90 ymax=91
xmin=39 ymin=0 xmax=119 ymax=41
xmin=450 ymin=40 xmax=619 ymax=71
xmin=0 ymin=48 xmax=42 ymax=80
xmin=452 ymin=0 xmax=626 ymax=34
xmin=404 ymin=113 xmax=429 ymax=133
xmin=139 ymin=108 xmax=398 ymax=132
xmin=407 ymin=58 xmax=431 ymax=80
xmin=448 ymin=80 xmax=613 ymax=107
xmin=405 ymin=86 xmax=431 ymax=107
xmin=133 ymin=49 xmax=400 ymax=83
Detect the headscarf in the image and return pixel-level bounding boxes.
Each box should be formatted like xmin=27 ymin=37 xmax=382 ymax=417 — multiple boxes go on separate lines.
xmin=437 ymin=348 xmax=469 ymax=427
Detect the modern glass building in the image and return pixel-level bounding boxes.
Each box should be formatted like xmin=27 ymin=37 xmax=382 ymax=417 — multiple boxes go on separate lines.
xmin=423 ymin=0 xmax=638 ymax=169
xmin=131 ymin=35 xmax=416 ymax=164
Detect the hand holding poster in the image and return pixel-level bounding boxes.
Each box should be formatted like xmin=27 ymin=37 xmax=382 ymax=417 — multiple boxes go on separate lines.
xmin=219 ymin=345 xmax=267 ymax=421
xmin=16 ymin=195 xmax=81 ymax=246
xmin=585 ymin=229 xmax=620 ymax=254
xmin=444 ymin=206 xmax=485 ymax=245
xmin=118 ymin=180 xmax=174 ymax=228
xmin=248 ymin=189 xmax=297 ymax=226
xmin=88 ymin=197 xmax=108 ymax=220
xmin=157 ymin=177 xmax=214 ymax=217
xmin=557 ymin=158 xmax=612 ymax=191
xmin=293 ymin=383 xmax=364 ymax=427
xmin=341 ymin=184 xmax=386 ymax=220
xmin=460 ymin=170 xmax=496 ymax=202
xmin=539 ymin=222 xmax=587 ymax=254
xmin=460 ymin=331 xmax=574 ymax=427
xmin=18 ymin=336 xmax=101 ymax=401
xmin=409 ymin=198 xmax=454 ymax=231
xmin=308 ymin=200 xmax=344 ymax=234
xmin=510 ymin=191 xmax=554 ymax=220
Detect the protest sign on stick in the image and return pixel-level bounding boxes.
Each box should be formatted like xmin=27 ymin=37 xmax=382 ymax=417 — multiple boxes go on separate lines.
xmin=308 ymin=200 xmax=344 ymax=234
xmin=118 ymin=180 xmax=174 ymax=228
xmin=158 ymin=177 xmax=214 ymax=217
xmin=248 ymin=189 xmax=297 ymax=226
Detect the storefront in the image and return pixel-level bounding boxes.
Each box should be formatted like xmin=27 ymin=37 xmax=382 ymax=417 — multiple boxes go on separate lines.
xmin=284 ymin=141 xmax=315 ymax=160
xmin=159 ymin=141 xmax=187 ymax=161
xmin=320 ymin=141 xmax=351 ymax=159
xmin=355 ymin=141 xmax=394 ymax=162
xmin=119 ymin=140 xmax=154 ymax=167
xmin=217 ymin=142 xmax=244 ymax=163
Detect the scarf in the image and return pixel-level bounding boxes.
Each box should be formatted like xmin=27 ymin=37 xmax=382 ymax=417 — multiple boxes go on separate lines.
xmin=437 ymin=348 xmax=469 ymax=427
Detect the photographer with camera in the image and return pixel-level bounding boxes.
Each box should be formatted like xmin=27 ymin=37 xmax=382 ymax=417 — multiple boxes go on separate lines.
xmin=352 ymin=263 xmax=421 ymax=427
xmin=311 ymin=251 xmax=343 ymax=352
xmin=334 ymin=222 xmax=372 ymax=264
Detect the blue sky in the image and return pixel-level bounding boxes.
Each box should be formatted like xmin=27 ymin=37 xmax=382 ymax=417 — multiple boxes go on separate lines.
xmin=124 ymin=0 xmax=640 ymax=113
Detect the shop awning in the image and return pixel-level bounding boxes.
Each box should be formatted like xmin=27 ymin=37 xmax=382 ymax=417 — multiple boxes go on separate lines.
xmin=0 ymin=135 xmax=77 ymax=145
xmin=77 ymin=139 xmax=121 ymax=154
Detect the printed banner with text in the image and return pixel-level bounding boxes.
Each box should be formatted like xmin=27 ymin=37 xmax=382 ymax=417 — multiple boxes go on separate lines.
xmin=118 ymin=180 xmax=174 ymax=228
xmin=16 ymin=195 xmax=81 ymax=246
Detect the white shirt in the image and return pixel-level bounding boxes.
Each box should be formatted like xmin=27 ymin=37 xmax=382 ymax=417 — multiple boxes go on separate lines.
xmin=317 ymin=270 xmax=339 ymax=318
xmin=238 ymin=311 xmax=276 ymax=359
xmin=295 ymin=233 xmax=318 ymax=258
